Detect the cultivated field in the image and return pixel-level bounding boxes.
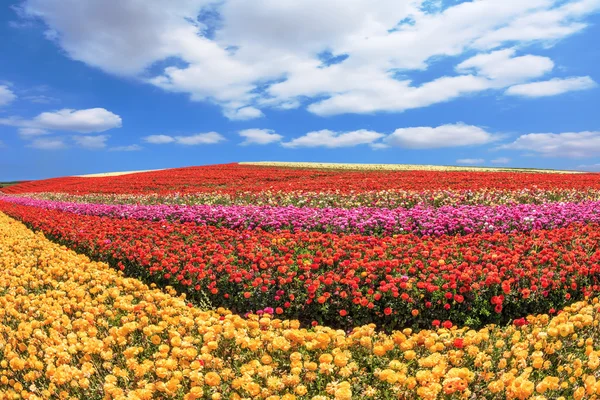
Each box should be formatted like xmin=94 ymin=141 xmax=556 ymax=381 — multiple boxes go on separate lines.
xmin=242 ymin=161 xmax=582 ymax=174
xmin=1 ymin=162 xmax=600 ymax=399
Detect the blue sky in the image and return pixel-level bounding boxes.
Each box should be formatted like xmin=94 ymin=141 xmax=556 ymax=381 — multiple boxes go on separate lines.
xmin=1 ymin=0 xmax=599 ymax=180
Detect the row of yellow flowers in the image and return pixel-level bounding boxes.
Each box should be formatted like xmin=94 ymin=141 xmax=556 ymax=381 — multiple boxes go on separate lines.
xmin=1 ymin=212 xmax=600 ymax=400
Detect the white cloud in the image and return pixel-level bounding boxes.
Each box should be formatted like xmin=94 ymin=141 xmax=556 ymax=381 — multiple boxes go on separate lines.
xmin=0 ymin=85 xmax=16 ymax=106
xmin=370 ymin=142 xmax=390 ymax=150
xmin=0 ymin=107 xmax=122 ymax=136
xmin=34 ymin=108 xmax=122 ymax=133
xmin=175 ymin=132 xmax=225 ymax=145
xmin=27 ymin=138 xmax=66 ymax=150
xmin=110 ymin=144 xmax=143 ymax=151
xmin=224 ymin=107 xmax=264 ymax=120
xmin=280 ymin=123 xmax=506 ymax=149
xmin=303 ymin=74 xmax=493 ymax=116
xmin=385 ymin=123 xmax=499 ymax=149
xmin=456 ymin=158 xmax=485 ymax=165
xmin=491 ymin=157 xmax=511 ymax=164
xmin=72 ymin=135 xmax=109 ymax=149
xmin=143 ymin=132 xmax=225 ymax=145
xmin=21 ymin=0 xmax=214 ymax=76
xmin=143 ymin=134 xmax=175 ymax=144
xmin=501 ymin=131 xmax=600 ymax=157
xmin=238 ymin=129 xmax=282 ymax=145
xmin=505 ymin=76 xmax=597 ymax=97
xmin=456 ymin=48 xmax=554 ymax=85
xmin=282 ymin=129 xmax=384 ymax=148
xmin=19 ymin=0 xmax=600 ymax=118
xmin=19 ymin=127 xmax=48 ymax=136
xmin=471 ymin=0 xmax=600 ymax=49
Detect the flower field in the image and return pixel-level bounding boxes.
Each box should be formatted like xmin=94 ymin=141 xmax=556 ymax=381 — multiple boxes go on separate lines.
xmin=2 ymin=162 xmax=600 ymax=399
xmin=5 ymin=195 xmax=600 ymax=236
xmin=4 ymin=163 xmax=600 ymax=195
xmin=240 ymin=161 xmax=581 ymax=174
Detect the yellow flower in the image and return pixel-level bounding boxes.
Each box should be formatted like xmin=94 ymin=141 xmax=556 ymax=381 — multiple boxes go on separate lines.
xmin=204 ymin=372 xmax=221 ymax=387
xmin=319 ymin=354 xmax=333 ymax=364
xmin=295 ymin=384 xmax=308 ymax=396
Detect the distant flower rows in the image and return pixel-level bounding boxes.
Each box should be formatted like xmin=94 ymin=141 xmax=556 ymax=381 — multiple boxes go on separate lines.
xmin=241 ymin=161 xmax=581 ymax=174
xmin=3 ymin=200 xmax=600 ymax=330
xmin=4 ymin=195 xmax=600 ymax=236
xmin=14 ymin=187 xmax=600 ymax=208
xmin=3 ymin=163 xmax=600 ymax=195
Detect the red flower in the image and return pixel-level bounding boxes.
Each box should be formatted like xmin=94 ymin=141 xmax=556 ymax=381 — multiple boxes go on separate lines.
xmin=513 ymin=317 xmax=529 ymax=327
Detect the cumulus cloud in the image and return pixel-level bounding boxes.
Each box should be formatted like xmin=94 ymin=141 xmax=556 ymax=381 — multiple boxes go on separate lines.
xmin=143 ymin=134 xmax=175 ymax=144
xmin=302 ymin=74 xmax=493 ymax=116
xmin=0 ymin=107 xmax=122 ymax=136
xmin=385 ymin=123 xmax=500 ymax=149
xmin=282 ymin=129 xmax=384 ymax=148
xmin=0 ymin=85 xmax=16 ymax=106
xmin=175 ymin=132 xmax=225 ymax=145
xmin=456 ymin=48 xmax=554 ymax=85
xmin=143 ymin=132 xmax=225 ymax=145
xmin=34 ymin=108 xmax=122 ymax=133
xmin=27 ymin=137 xmax=66 ymax=150
xmin=456 ymin=158 xmax=485 ymax=165
xmin=238 ymin=129 xmax=282 ymax=145
xmin=279 ymin=123 xmax=504 ymax=149
xmin=72 ymin=135 xmax=109 ymax=149
xmin=18 ymin=0 xmax=600 ymax=118
xmin=224 ymin=107 xmax=264 ymax=120
xmin=505 ymin=76 xmax=597 ymax=97
xmin=501 ymin=131 xmax=600 ymax=158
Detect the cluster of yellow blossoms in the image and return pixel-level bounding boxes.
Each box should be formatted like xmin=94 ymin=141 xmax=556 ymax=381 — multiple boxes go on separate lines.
xmin=2 ymin=212 xmax=600 ymax=399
